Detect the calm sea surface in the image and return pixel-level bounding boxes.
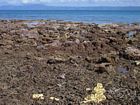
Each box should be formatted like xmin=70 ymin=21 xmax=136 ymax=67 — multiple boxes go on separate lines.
xmin=0 ymin=8 xmax=140 ymax=23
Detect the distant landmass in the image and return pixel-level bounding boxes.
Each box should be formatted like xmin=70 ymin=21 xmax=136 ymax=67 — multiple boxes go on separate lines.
xmin=0 ymin=4 xmax=140 ymax=10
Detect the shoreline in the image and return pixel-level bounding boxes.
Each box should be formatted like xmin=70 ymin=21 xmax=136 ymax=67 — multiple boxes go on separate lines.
xmin=0 ymin=20 xmax=140 ymax=105
xmin=0 ymin=19 xmax=140 ymax=25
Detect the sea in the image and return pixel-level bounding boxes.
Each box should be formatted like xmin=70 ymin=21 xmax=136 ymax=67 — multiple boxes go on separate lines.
xmin=0 ymin=7 xmax=140 ymax=24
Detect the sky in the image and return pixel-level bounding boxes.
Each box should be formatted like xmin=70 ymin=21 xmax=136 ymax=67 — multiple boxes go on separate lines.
xmin=0 ymin=0 xmax=140 ymax=6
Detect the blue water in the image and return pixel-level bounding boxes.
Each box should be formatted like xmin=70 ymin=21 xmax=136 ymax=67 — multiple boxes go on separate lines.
xmin=0 ymin=9 xmax=140 ymax=24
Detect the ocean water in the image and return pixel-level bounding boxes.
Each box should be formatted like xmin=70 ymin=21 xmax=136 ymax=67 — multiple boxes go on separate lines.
xmin=0 ymin=8 xmax=140 ymax=24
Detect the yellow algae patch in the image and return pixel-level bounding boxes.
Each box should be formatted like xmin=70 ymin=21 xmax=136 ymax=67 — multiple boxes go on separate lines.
xmin=32 ymin=94 xmax=44 ymax=100
xmin=82 ymin=83 xmax=106 ymax=104
xmin=50 ymin=97 xmax=60 ymax=101
xmin=135 ymin=61 xmax=140 ymax=66
xmin=93 ymin=83 xmax=106 ymax=94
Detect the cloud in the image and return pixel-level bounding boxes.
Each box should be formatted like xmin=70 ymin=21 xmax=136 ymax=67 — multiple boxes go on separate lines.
xmin=0 ymin=0 xmax=140 ymax=6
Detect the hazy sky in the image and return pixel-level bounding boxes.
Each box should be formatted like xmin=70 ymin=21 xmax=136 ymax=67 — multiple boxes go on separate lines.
xmin=0 ymin=0 xmax=140 ymax=6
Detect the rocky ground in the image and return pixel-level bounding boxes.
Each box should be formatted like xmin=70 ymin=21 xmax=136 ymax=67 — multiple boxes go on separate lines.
xmin=0 ymin=20 xmax=140 ymax=105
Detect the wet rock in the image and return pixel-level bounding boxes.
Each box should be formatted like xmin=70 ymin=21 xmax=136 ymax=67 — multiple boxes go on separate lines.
xmin=21 ymin=29 xmax=39 ymax=39
xmin=86 ymin=63 xmax=95 ymax=71
xmin=108 ymin=37 xmax=117 ymax=43
xmin=85 ymin=57 xmax=94 ymax=63
xmin=47 ymin=57 xmax=67 ymax=64
xmin=36 ymin=45 xmax=46 ymax=50
xmin=25 ymin=21 xmax=45 ymax=28
xmin=95 ymin=63 xmax=116 ymax=74
xmin=59 ymin=74 xmax=66 ymax=79
xmin=75 ymin=39 xmax=80 ymax=44
xmin=46 ymin=40 xmax=61 ymax=47
xmin=116 ymin=66 xmax=129 ymax=74
xmin=0 ymin=42 xmax=5 ymax=46
xmin=138 ymin=96 xmax=140 ymax=101
xmin=0 ymin=82 xmax=9 ymax=90
xmin=127 ymin=39 xmax=133 ymax=44
xmin=97 ymin=56 xmax=112 ymax=63
xmin=62 ymin=41 xmax=74 ymax=47
xmin=127 ymin=31 xmax=137 ymax=38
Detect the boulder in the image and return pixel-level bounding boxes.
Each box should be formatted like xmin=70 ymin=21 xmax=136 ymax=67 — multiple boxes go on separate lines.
xmin=124 ymin=47 xmax=140 ymax=60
